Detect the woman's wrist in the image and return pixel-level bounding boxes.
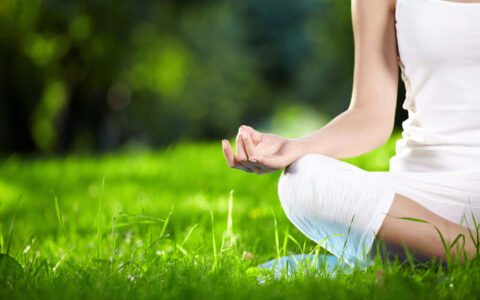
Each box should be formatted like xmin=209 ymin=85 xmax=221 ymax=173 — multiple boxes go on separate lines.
xmin=287 ymin=138 xmax=310 ymax=162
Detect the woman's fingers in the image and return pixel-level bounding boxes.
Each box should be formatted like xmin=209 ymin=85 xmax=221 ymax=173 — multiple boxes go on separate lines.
xmin=235 ymin=131 xmax=263 ymax=173
xmin=240 ymin=131 xmax=271 ymax=174
xmin=235 ymin=130 xmax=248 ymax=162
xmin=249 ymin=154 xmax=283 ymax=170
xmin=223 ymin=125 xmax=283 ymax=175
xmin=239 ymin=126 xmax=280 ymax=174
xmin=240 ymin=128 xmax=256 ymax=158
xmin=222 ymin=140 xmax=254 ymax=173
xmin=222 ymin=140 xmax=236 ymax=168
xmin=222 ymin=139 xmax=278 ymax=175
xmin=240 ymin=125 xmax=263 ymax=145
xmin=238 ymin=136 xmax=263 ymax=173
xmin=250 ymin=162 xmax=277 ymax=174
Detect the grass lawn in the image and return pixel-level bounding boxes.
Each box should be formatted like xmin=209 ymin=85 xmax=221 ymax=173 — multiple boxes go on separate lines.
xmin=1 ymin=133 xmax=480 ymax=299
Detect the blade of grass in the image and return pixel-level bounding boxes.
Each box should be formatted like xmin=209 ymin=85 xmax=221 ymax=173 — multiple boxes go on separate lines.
xmin=6 ymin=216 xmax=15 ymax=256
xmin=6 ymin=195 xmax=21 ymax=256
xmin=0 ymin=222 xmax=3 ymax=253
xmin=401 ymin=241 xmax=416 ymax=270
xmin=159 ymin=205 xmax=174 ymax=240
xmin=272 ymin=210 xmax=280 ymax=261
xmin=400 ymin=216 xmax=454 ymax=263
xmin=52 ymin=191 xmax=66 ymax=239
xmin=287 ymin=233 xmax=302 ymax=252
xmin=282 ymin=227 xmax=289 ymax=257
xmin=340 ymin=215 xmax=355 ymax=264
xmin=131 ymin=206 xmax=175 ymax=253
xmin=210 ymin=210 xmax=218 ymax=272
xmin=111 ymin=212 xmax=167 ymax=223
xmin=471 ymin=211 xmax=480 ymax=257
xmin=226 ymin=190 xmax=234 ymax=246
xmin=176 ymin=244 xmax=188 ymax=256
xmin=446 ymin=233 xmax=466 ymax=262
xmin=111 ymin=214 xmax=118 ymax=269
xmin=96 ymin=178 xmax=105 ymax=260
xmin=400 ymin=217 xmax=430 ymax=224
xmin=176 ymin=224 xmax=198 ymax=256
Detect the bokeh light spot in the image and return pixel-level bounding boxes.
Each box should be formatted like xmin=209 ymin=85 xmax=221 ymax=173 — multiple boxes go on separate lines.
xmin=31 ymin=80 xmax=68 ymax=151
xmin=69 ymin=14 xmax=92 ymax=41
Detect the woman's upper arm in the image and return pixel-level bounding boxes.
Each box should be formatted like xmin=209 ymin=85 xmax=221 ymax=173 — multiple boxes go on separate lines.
xmin=349 ymin=0 xmax=399 ymax=135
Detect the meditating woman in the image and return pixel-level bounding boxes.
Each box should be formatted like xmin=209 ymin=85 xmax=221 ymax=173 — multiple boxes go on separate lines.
xmin=221 ymin=0 xmax=480 ymax=265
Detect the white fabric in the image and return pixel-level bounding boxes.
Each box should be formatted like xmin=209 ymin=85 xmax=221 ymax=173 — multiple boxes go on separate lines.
xmin=391 ymin=0 xmax=480 ymax=172
xmin=278 ymin=154 xmax=480 ymax=266
xmin=278 ymin=154 xmax=396 ymax=266
xmin=277 ymin=0 xmax=480 ymax=265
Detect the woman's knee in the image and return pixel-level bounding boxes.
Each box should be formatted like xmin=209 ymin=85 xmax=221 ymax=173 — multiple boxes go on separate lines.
xmin=278 ymin=154 xmax=326 ymax=204
xmin=277 ymin=153 xmax=349 ymax=219
xmin=277 ymin=153 xmax=396 ymax=264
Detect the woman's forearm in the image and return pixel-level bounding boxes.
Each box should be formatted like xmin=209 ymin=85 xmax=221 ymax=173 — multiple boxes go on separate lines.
xmin=292 ymin=108 xmax=393 ymax=160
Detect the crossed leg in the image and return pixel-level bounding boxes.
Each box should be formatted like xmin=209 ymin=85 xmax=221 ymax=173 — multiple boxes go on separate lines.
xmin=278 ymin=153 xmax=478 ymax=264
xmin=376 ymin=193 xmax=477 ymax=262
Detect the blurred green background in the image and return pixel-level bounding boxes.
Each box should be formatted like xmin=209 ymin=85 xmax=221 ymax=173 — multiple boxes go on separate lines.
xmin=0 ymin=0 xmax=406 ymax=154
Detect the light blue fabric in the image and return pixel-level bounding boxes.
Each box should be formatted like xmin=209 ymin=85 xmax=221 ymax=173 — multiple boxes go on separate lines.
xmin=257 ymin=254 xmax=353 ymax=279
xmin=278 ymin=154 xmax=396 ymax=267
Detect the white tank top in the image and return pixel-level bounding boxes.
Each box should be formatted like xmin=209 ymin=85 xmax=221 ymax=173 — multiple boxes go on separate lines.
xmin=390 ymin=0 xmax=480 ymax=172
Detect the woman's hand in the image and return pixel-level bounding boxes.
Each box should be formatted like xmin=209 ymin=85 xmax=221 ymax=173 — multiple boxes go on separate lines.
xmin=221 ymin=125 xmax=306 ymax=175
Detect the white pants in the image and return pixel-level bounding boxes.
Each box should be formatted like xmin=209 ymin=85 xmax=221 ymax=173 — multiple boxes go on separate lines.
xmin=278 ymin=154 xmax=480 ymax=266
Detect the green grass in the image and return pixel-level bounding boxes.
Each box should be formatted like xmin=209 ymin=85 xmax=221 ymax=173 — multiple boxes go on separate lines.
xmin=1 ymin=133 xmax=480 ymax=299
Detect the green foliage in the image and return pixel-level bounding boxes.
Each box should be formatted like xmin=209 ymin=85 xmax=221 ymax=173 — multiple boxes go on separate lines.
xmin=1 ymin=137 xmax=480 ymax=299
xmin=0 ymin=0 xmax=375 ymax=153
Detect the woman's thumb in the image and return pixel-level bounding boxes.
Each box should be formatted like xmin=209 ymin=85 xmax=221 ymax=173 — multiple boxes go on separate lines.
xmin=240 ymin=125 xmax=262 ymax=144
